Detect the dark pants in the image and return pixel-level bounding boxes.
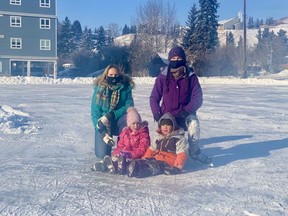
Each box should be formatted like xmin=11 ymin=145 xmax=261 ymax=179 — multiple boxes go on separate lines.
xmin=94 ymin=114 xmax=127 ymax=159
xmin=133 ymin=158 xmax=168 ymax=178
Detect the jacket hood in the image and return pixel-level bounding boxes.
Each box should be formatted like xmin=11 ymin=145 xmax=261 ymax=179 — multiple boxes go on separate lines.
xmin=158 ymin=113 xmax=178 ymax=131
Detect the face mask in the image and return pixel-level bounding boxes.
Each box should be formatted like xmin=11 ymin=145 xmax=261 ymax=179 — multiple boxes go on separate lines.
xmin=169 ymin=60 xmax=186 ymax=69
xmin=107 ymin=76 xmax=122 ymax=85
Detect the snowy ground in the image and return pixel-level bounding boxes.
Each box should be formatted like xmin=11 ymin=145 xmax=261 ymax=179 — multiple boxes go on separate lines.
xmin=0 ymin=71 xmax=288 ymax=216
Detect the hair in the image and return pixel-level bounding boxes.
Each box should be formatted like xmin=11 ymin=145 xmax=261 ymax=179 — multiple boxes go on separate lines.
xmin=93 ymin=64 xmax=135 ymax=88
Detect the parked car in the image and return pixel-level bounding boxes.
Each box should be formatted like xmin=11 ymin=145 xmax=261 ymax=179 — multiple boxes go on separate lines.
xmin=57 ymin=68 xmax=81 ymax=78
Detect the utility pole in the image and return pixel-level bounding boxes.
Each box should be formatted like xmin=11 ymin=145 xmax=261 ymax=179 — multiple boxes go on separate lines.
xmin=243 ymin=0 xmax=247 ymax=78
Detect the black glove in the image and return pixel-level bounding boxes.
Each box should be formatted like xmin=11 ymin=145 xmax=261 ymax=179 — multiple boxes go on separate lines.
xmin=153 ymin=112 xmax=162 ymax=121
xmin=97 ymin=112 xmax=115 ymax=134
xmin=164 ymin=166 xmax=181 ymax=175
xmin=177 ymin=110 xmax=190 ymax=120
xmin=103 ymin=133 xmax=115 ymax=147
xmin=97 ymin=115 xmax=109 ymax=130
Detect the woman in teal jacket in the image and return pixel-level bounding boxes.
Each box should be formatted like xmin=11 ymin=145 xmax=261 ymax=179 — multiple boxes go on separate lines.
xmin=91 ymin=64 xmax=135 ymax=163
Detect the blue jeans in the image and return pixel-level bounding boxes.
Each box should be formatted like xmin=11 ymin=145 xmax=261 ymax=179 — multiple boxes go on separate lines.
xmin=94 ymin=114 xmax=127 ymax=159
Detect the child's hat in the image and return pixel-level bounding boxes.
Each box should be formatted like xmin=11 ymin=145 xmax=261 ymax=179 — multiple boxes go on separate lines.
xmin=159 ymin=118 xmax=173 ymax=126
xmin=126 ymin=107 xmax=141 ymax=126
xmin=158 ymin=112 xmax=177 ymax=131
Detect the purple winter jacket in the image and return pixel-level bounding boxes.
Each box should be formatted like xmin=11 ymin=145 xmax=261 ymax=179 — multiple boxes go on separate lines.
xmin=149 ymin=66 xmax=203 ymax=118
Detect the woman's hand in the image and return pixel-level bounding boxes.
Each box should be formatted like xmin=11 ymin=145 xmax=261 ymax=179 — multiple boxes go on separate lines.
xmin=153 ymin=112 xmax=162 ymax=121
xmin=97 ymin=115 xmax=109 ymax=129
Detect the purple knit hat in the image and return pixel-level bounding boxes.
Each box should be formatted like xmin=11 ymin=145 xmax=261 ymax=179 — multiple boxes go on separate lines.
xmin=168 ymin=46 xmax=186 ymax=62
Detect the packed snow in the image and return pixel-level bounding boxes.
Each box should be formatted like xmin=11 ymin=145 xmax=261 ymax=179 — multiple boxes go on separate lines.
xmin=1 ymin=71 xmax=288 ymax=215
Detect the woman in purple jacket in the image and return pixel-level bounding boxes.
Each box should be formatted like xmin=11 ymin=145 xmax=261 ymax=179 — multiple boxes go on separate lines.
xmin=149 ymin=46 xmax=212 ymax=165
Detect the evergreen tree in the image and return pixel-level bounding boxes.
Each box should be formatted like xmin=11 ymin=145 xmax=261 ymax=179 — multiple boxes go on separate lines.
xmin=226 ymin=31 xmax=235 ymax=46
xmin=182 ymin=3 xmax=198 ymax=55
xmin=57 ymin=16 xmax=76 ymax=59
xmin=80 ymin=27 xmax=95 ymax=53
xmin=256 ymin=28 xmax=262 ymax=44
xmin=254 ymin=19 xmax=261 ymax=29
xmin=277 ymin=29 xmax=288 ymax=44
xmin=72 ymin=20 xmax=83 ymax=51
xmin=184 ymin=0 xmax=219 ymax=75
xmin=101 ymin=46 xmax=132 ymax=74
xmin=106 ymin=33 xmax=114 ymax=47
xmin=255 ymin=28 xmax=275 ymax=71
xmin=196 ymin=0 xmax=219 ymax=53
xmin=265 ymin=17 xmax=275 ymax=25
xmin=122 ymin=24 xmax=130 ymax=35
xmin=235 ymin=36 xmax=245 ymax=72
xmin=247 ymin=17 xmax=254 ymax=29
xmin=130 ymin=25 xmax=137 ymax=34
xmin=95 ymin=26 xmax=107 ymax=51
xmin=273 ymin=29 xmax=288 ymax=71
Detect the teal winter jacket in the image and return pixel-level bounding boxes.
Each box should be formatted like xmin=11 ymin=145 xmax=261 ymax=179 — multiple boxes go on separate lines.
xmin=91 ymin=83 xmax=134 ymax=131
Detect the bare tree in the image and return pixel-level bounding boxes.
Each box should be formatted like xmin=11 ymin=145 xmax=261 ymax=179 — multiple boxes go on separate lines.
xmin=129 ymin=34 xmax=154 ymax=76
xmin=162 ymin=2 xmax=177 ymax=52
xmin=135 ymin=0 xmax=178 ymax=53
xmin=131 ymin=0 xmax=178 ymax=74
xmin=107 ymin=23 xmax=121 ymax=38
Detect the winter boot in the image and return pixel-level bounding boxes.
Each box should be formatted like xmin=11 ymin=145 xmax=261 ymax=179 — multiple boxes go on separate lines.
xmin=127 ymin=160 xmax=139 ymax=177
xmin=91 ymin=160 xmax=106 ymax=172
xmin=144 ymin=159 xmax=163 ymax=176
xmin=164 ymin=166 xmax=181 ymax=175
xmin=189 ymin=147 xmax=212 ymax=165
xmin=103 ymin=155 xmax=116 ymax=174
xmin=117 ymin=156 xmax=128 ymax=175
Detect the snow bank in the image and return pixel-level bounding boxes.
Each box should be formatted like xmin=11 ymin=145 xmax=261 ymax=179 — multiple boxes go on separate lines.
xmin=1 ymin=72 xmax=288 ymax=85
xmin=0 ymin=105 xmax=40 ymax=134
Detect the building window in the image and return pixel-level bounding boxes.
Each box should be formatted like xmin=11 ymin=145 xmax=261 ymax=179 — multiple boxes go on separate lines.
xmin=40 ymin=0 xmax=50 ymax=8
xmin=40 ymin=39 xmax=51 ymax=50
xmin=40 ymin=18 xmax=50 ymax=29
xmin=10 ymin=0 xmax=21 ymax=5
xmin=10 ymin=38 xmax=22 ymax=49
xmin=10 ymin=16 xmax=22 ymax=27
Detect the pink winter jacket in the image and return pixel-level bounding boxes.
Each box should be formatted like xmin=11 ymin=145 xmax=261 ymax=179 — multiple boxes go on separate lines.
xmin=112 ymin=121 xmax=151 ymax=159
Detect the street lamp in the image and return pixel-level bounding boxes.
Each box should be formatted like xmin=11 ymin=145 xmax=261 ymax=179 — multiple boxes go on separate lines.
xmin=0 ymin=14 xmax=4 ymax=38
xmin=243 ymin=0 xmax=247 ymax=78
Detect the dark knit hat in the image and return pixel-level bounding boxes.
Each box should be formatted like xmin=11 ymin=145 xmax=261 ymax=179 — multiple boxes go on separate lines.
xmin=168 ymin=46 xmax=186 ymax=62
xmin=160 ymin=118 xmax=173 ymax=126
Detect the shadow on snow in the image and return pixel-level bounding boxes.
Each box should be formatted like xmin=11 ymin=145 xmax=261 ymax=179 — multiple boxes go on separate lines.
xmin=204 ymin=136 xmax=287 ymax=167
xmin=184 ymin=135 xmax=288 ymax=171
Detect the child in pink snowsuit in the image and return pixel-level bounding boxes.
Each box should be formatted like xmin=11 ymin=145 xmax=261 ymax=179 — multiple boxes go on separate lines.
xmin=103 ymin=107 xmax=151 ymax=174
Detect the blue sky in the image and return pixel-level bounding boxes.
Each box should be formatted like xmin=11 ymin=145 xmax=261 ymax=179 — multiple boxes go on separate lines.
xmin=57 ymin=0 xmax=288 ymax=29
